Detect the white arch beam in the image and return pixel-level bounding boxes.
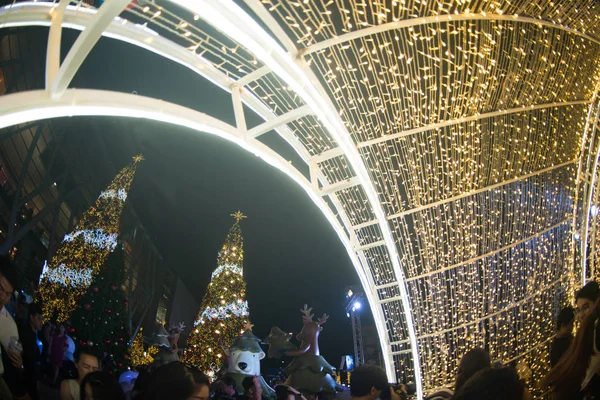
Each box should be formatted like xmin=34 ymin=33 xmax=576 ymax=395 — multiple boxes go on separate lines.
xmin=45 ymin=0 xmax=69 ymax=89
xmin=302 ymin=13 xmax=600 ymax=56
xmin=179 ymin=0 xmax=423 ymax=389
xmin=50 ymin=0 xmax=131 ymax=98
xmin=0 ymin=3 xmax=310 ymax=181
xmin=0 ymin=6 xmax=399 ymax=384
xmin=0 ymin=89 xmax=382 ymax=358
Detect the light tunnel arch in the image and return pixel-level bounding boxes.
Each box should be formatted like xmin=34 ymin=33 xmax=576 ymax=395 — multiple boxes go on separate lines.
xmin=0 ymin=87 xmax=393 ymax=376
xmin=0 ymin=1 xmax=405 ymax=385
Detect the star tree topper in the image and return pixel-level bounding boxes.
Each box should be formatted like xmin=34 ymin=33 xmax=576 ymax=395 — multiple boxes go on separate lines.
xmin=231 ymin=211 xmax=247 ymax=222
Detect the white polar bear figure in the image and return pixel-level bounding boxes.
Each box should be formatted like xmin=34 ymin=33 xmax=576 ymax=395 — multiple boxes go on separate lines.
xmin=223 ymin=329 xmax=275 ymax=398
xmin=227 ymin=347 xmax=264 ymax=375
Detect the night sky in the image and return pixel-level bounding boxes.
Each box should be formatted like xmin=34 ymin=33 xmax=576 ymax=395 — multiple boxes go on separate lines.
xmin=48 ymin=27 xmax=374 ymax=368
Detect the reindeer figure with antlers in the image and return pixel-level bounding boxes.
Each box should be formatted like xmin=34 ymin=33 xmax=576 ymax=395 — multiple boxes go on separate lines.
xmin=167 ymin=322 xmax=186 ymax=352
xmin=281 ymin=304 xmax=339 ymax=396
xmin=286 ymin=305 xmax=329 ymax=357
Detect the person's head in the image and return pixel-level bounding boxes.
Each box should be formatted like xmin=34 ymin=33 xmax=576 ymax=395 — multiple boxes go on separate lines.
xmin=0 ymin=256 xmax=17 ymax=306
xmin=350 ymin=365 xmax=388 ymax=400
xmin=542 ymin=299 xmax=600 ymax=394
xmin=80 ymin=371 xmax=125 ymax=400
xmin=576 ymin=280 xmax=599 ymax=322
xmin=451 ymin=367 xmax=532 ymax=400
xmin=242 ymin=376 xmax=263 ymax=400
xmin=74 ymin=348 xmax=101 ymax=382
xmin=57 ymin=323 xmax=66 ymax=335
xmin=28 ymin=303 xmax=43 ymax=331
xmin=275 ymin=385 xmax=303 ymax=400
xmin=220 ymin=376 xmax=237 ymax=398
xmin=556 ymin=306 xmax=575 ymax=334
xmin=145 ymin=361 xmax=210 ymax=400
xmin=454 ymin=348 xmax=490 ymax=391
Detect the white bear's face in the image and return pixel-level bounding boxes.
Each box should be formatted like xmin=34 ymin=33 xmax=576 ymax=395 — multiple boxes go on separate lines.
xmin=227 ymin=349 xmax=265 ymax=375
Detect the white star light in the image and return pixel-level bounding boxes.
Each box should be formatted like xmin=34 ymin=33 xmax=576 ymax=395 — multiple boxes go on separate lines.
xmin=194 ymin=300 xmax=249 ymax=326
xmin=211 ymin=264 xmax=243 ymax=280
xmin=40 ymin=261 xmax=93 ymax=288
xmin=99 ymin=188 xmax=128 ymax=201
xmin=63 ymin=229 xmax=118 ymax=251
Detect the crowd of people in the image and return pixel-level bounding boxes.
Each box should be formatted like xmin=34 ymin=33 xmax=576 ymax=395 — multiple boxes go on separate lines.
xmin=4 ymin=249 xmax=600 ymax=400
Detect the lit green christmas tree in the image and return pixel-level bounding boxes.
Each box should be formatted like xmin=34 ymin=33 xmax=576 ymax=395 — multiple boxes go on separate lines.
xmin=40 ymin=156 xmax=143 ymax=322
xmin=181 ymin=212 xmax=251 ymax=377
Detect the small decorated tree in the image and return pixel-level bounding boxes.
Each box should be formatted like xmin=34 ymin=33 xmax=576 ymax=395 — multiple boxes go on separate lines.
xmin=40 ymin=156 xmax=143 ymax=322
xmin=182 ymin=212 xmax=251 ymax=377
xmin=130 ymin=328 xmax=157 ymax=367
xmin=69 ymin=244 xmax=131 ymax=374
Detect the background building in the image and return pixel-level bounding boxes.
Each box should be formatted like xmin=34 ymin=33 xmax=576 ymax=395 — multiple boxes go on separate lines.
xmin=0 ymin=26 xmax=175 ymax=340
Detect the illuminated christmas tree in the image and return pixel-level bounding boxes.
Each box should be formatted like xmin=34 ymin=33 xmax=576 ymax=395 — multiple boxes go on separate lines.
xmin=39 ymin=155 xmax=143 ymax=322
xmin=130 ymin=328 xmax=158 ymax=367
xmin=70 ymin=245 xmax=130 ymax=374
xmin=182 ymin=212 xmax=251 ymax=376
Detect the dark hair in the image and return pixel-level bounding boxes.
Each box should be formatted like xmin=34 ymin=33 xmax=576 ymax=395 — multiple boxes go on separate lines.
xmin=242 ymin=376 xmax=255 ymax=393
xmin=454 ymin=348 xmax=490 ymax=391
xmin=28 ymin=303 xmax=42 ymax=318
xmin=451 ymin=367 xmax=525 ymax=400
xmin=144 ymin=362 xmax=209 ymax=400
xmin=275 ymin=385 xmax=302 ymax=400
xmin=222 ymin=375 xmax=236 ymax=389
xmin=350 ymin=365 xmax=388 ymax=397
xmin=0 ymin=256 xmax=17 ymax=290
xmin=74 ymin=347 xmax=100 ymax=363
xmin=576 ymin=280 xmax=599 ymax=303
xmin=80 ymin=371 xmax=125 ymax=400
xmin=556 ymin=306 xmax=575 ymax=330
xmin=542 ymin=303 xmax=600 ymax=394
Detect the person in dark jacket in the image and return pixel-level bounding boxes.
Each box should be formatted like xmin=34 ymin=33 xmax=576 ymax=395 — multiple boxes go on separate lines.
xmin=20 ymin=303 xmax=43 ymax=399
xmin=550 ymin=306 xmax=575 ymax=367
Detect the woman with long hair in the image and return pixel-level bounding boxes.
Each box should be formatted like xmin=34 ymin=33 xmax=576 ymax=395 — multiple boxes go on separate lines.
xmin=426 ymin=348 xmax=490 ymax=399
xmin=542 ymin=298 xmax=600 ymax=399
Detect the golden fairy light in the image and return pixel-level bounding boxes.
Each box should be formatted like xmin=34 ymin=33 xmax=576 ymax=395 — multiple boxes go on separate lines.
xmin=118 ymin=0 xmax=600 ymax=392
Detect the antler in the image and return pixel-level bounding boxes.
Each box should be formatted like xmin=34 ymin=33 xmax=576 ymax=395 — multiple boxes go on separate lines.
xmin=317 ymin=314 xmax=329 ymax=325
xmin=300 ymin=304 xmax=314 ymax=322
xmin=168 ymin=322 xmax=186 ymax=333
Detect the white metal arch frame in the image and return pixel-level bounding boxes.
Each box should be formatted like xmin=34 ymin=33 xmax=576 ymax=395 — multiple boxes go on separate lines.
xmin=4 ymin=0 xmax=599 ymax=395
xmin=232 ymin=0 xmax=600 ymax=388
xmin=172 ymin=0 xmax=422 ymax=390
xmin=0 ymin=88 xmax=384 ymax=370
xmin=0 ymin=0 xmax=411 ymax=391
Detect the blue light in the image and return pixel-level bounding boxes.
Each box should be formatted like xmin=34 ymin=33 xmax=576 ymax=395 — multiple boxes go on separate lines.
xmin=354 ymin=301 xmax=361 ymax=310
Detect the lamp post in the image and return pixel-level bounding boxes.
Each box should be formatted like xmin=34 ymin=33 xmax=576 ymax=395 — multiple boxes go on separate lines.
xmin=346 ymin=288 xmax=365 ymax=367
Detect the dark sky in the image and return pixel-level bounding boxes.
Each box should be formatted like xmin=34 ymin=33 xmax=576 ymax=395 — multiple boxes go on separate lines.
xmin=44 ymin=27 xmax=375 ymax=367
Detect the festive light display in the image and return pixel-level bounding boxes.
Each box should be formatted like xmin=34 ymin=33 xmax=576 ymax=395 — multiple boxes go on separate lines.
xmin=5 ymin=0 xmax=600 ymax=394
xmin=182 ymin=211 xmax=251 ymax=375
xmin=130 ymin=328 xmax=158 ymax=367
xmin=70 ymin=245 xmax=131 ymax=374
xmin=40 ymin=155 xmax=143 ymax=322
xmin=120 ymin=0 xmax=600 ymax=391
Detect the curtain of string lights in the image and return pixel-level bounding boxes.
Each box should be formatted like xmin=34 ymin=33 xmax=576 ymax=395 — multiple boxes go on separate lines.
xmin=2 ymin=0 xmax=600 ymax=394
